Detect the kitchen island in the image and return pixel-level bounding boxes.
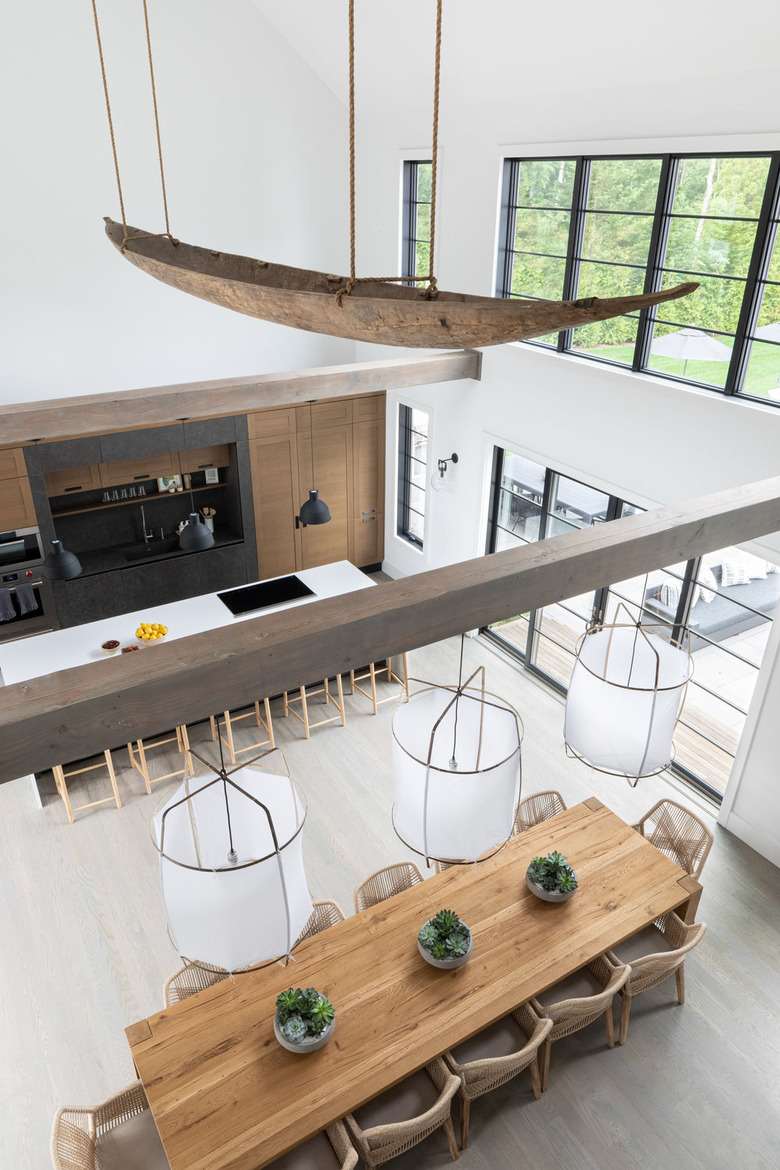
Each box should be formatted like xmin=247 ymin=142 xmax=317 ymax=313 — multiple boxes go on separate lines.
xmin=0 ymin=561 xmax=374 ymax=806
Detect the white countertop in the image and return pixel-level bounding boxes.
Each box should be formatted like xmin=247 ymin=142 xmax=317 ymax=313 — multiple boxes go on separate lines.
xmin=0 ymin=561 xmax=374 ymax=687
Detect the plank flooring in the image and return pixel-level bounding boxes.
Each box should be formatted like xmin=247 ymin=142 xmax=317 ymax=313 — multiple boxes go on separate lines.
xmin=1 ymin=628 xmax=779 ymax=1169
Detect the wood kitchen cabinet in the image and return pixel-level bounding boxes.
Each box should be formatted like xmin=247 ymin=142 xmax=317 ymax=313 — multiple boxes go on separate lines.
xmin=179 ymin=444 xmax=230 ymax=474
xmin=44 ymin=464 xmax=103 ymax=497
xmin=99 ymin=452 xmax=180 ymax=488
xmin=0 ymin=475 xmax=36 ymax=530
xmin=249 ymin=434 xmax=301 ymax=579
xmin=0 ymin=448 xmax=27 ymax=480
xmin=248 ymin=393 xmax=385 ymax=578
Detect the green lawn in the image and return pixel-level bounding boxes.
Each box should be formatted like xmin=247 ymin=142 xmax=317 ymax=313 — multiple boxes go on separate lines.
xmin=576 ymin=336 xmax=780 ymax=400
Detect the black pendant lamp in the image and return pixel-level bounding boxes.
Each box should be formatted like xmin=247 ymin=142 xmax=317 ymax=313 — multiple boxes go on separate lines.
xmin=298 ymin=401 xmax=331 ymax=527
xmin=179 ymin=511 xmax=215 ymax=551
xmin=42 ymin=538 xmax=82 ymax=580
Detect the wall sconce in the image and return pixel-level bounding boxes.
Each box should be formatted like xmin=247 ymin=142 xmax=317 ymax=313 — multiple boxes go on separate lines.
xmin=431 ymin=452 xmax=458 ymax=493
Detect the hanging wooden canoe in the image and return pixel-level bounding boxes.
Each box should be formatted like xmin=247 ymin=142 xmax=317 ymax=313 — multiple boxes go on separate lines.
xmin=105 ymin=218 xmax=698 ymax=350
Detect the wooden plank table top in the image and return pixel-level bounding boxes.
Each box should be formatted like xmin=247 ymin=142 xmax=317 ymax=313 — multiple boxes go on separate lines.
xmin=127 ymin=797 xmax=701 ymax=1170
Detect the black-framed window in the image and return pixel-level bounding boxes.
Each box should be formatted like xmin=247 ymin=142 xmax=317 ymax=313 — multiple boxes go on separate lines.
xmin=397 ymin=404 xmax=428 ymax=548
xmin=497 ymin=152 xmax=780 ymax=405
xmin=483 ymin=446 xmax=777 ymax=801
xmin=402 ymin=161 xmax=432 ymax=285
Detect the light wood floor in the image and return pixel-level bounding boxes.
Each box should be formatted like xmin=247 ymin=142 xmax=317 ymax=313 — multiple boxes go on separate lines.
xmin=2 ymin=632 xmax=779 ymax=1169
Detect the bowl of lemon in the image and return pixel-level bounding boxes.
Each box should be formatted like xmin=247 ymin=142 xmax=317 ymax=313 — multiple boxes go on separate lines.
xmin=135 ymin=621 xmax=169 ymax=642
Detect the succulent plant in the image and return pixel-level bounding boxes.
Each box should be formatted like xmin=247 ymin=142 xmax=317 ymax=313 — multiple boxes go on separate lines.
xmin=527 ymin=850 xmax=578 ymax=893
xmin=275 ymin=987 xmax=335 ymax=1041
xmin=418 ymin=909 xmax=471 ymax=959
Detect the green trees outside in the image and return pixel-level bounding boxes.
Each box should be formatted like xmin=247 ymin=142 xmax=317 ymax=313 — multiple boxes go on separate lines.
xmin=509 ymin=155 xmax=780 ymax=397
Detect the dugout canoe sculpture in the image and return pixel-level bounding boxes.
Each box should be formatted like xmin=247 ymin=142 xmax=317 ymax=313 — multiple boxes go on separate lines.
xmin=105 ymin=218 xmax=698 ymax=349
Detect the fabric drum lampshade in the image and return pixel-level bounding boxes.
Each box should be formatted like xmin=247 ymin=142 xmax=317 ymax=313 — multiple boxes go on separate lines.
xmin=153 ymin=766 xmax=312 ymax=972
xmin=564 ymin=624 xmax=692 ymax=783
xmin=392 ymin=685 xmax=522 ymax=864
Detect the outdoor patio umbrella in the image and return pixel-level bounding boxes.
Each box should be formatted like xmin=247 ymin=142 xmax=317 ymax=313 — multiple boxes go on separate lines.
xmin=754 ymin=321 xmax=780 ymax=342
xmin=650 ymin=327 xmax=732 ymax=376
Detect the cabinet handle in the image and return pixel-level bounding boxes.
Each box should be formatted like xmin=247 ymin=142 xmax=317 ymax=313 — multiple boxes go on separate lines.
xmin=362 ymin=508 xmax=375 ymax=515
xmin=133 ymin=473 xmax=151 ymax=480
xmin=65 ymin=486 xmax=82 ymax=492
xmin=197 ymin=463 xmax=215 ymax=469
xmin=362 ymin=516 xmax=376 ymax=523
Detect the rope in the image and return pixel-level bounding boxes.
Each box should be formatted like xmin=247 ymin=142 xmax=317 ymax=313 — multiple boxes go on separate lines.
xmin=90 ymin=0 xmax=128 ymax=238
xmin=142 ymin=0 xmax=174 ymax=240
xmin=337 ymin=0 xmax=442 ymax=307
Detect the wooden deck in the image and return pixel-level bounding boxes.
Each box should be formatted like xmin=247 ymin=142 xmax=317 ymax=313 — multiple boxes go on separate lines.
xmin=488 ymin=614 xmax=738 ymax=795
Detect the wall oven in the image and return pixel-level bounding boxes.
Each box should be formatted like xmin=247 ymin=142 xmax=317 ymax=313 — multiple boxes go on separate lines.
xmin=0 ymin=528 xmax=57 ymax=643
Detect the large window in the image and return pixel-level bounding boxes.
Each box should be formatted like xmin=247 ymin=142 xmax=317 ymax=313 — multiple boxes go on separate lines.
xmin=497 ymin=152 xmax=780 ymax=404
xmin=397 ymin=404 xmax=428 ymax=548
xmin=483 ymin=447 xmax=777 ymax=799
xmin=402 ymin=161 xmax=432 ymax=284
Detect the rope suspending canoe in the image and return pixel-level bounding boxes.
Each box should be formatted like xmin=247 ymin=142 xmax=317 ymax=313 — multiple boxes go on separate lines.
xmin=104 ymin=219 xmax=698 ymax=350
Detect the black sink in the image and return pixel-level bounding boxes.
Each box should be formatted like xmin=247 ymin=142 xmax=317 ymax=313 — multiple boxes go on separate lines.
xmin=122 ymin=537 xmax=182 ymax=563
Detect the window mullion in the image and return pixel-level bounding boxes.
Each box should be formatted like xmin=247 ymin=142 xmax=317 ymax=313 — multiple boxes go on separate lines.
xmin=728 ymin=152 xmax=780 ymax=396
xmin=635 ymin=154 xmax=676 ymax=371
xmin=559 ymin=157 xmax=588 ymax=352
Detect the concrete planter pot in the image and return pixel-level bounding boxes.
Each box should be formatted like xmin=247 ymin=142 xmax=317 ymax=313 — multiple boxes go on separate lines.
xmin=418 ymin=921 xmax=473 ymax=969
xmin=526 ymin=872 xmax=577 ymax=903
xmin=273 ymin=1012 xmax=335 ymax=1053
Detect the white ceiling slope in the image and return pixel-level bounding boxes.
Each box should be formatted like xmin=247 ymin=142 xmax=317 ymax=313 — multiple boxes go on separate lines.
xmin=252 ymin=0 xmax=780 ymax=140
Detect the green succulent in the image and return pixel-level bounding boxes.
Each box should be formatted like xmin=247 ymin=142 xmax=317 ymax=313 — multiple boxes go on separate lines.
xmin=275 ymin=987 xmax=335 ymax=1041
xmin=418 ymin=909 xmax=472 ymax=959
xmin=527 ymin=851 xmax=578 ymax=893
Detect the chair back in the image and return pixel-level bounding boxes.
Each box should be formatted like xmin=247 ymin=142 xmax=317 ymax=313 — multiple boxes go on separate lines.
xmin=635 ymin=799 xmax=713 ymax=878
xmin=163 ymin=961 xmax=229 ymax=1007
xmin=354 ymin=861 xmax=424 ymax=913
xmin=514 ymin=790 xmax=567 ymax=834
xmin=296 ymin=899 xmax=346 ymax=943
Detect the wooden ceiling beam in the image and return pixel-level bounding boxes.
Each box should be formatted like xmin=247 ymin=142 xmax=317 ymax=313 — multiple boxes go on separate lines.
xmin=1 ymin=475 xmax=778 ymax=784
xmin=0 ymin=350 xmax=481 ymax=445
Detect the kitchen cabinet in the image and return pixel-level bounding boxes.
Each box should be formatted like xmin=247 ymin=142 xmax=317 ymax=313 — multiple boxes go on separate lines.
xmin=99 ymin=452 xmax=180 ymax=488
xmin=0 ymin=448 xmax=27 ymax=480
xmin=179 ymin=444 xmax=230 ymax=474
xmin=0 ymin=448 xmax=37 ymax=530
xmin=249 ymin=434 xmax=300 ymax=579
xmin=44 ymin=464 xmax=103 ymax=497
xmin=247 ymin=393 xmax=385 ymax=578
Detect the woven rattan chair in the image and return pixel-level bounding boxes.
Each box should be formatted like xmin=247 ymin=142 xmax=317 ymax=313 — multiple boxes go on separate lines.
xmin=354 ymin=861 xmax=424 ymax=913
xmin=266 ymin=1119 xmax=358 ymax=1169
xmin=605 ymin=911 xmax=707 ymax=1044
xmin=443 ymin=1002 xmax=552 ymax=1148
xmin=632 ymin=798 xmax=714 ymax=878
xmin=163 ymin=960 xmax=230 ymax=1007
xmin=296 ymin=899 xmax=347 ymax=943
xmin=529 ymin=955 xmax=631 ymax=1091
xmin=513 ymin=790 xmax=567 ymax=833
xmin=51 ymin=1080 xmax=169 ymax=1170
xmin=344 ymin=1057 xmax=459 ymax=1166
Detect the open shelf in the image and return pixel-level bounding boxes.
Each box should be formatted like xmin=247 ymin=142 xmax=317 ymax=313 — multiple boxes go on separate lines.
xmin=51 ymin=482 xmax=227 ymax=519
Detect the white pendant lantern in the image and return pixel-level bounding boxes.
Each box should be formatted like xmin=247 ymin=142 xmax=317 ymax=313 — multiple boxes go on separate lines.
xmin=392 ymin=665 xmax=523 ymax=865
xmin=564 ymin=616 xmax=693 ymax=786
xmin=152 ymin=753 xmax=312 ymax=972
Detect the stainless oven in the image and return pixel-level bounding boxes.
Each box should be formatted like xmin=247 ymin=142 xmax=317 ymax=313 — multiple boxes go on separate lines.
xmin=0 ymin=526 xmax=44 ymax=573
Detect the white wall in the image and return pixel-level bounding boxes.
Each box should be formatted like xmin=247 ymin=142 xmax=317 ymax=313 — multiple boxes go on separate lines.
xmin=0 ymin=0 xmax=355 ymax=403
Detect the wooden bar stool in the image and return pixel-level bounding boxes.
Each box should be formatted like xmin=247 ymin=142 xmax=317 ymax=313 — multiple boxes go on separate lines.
xmin=128 ymin=725 xmax=192 ymax=794
xmin=52 ymin=750 xmax=121 ymax=823
xmin=283 ymin=676 xmax=346 ymax=738
xmin=209 ymin=700 xmax=275 ymax=764
xmin=349 ymin=653 xmax=410 ymax=715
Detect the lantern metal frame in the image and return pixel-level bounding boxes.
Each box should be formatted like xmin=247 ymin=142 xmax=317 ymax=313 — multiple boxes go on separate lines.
xmin=151 ymin=733 xmax=309 ymax=974
xmin=392 ymin=662 xmax=524 ymax=867
xmin=564 ymin=602 xmax=694 ymax=787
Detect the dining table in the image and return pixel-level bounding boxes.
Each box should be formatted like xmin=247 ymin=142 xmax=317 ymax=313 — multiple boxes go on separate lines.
xmin=126 ymin=797 xmax=702 ymax=1170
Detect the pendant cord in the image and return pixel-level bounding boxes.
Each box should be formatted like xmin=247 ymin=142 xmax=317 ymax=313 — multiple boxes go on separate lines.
xmin=309 ymin=401 xmax=316 ymax=487
xmin=90 ymin=0 xmax=127 ymax=236
xmin=336 ymin=0 xmax=442 ymax=305
xmin=450 ymin=632 xmax=465 ymax=766
xmin=142 ymin=0 xmax=172 ymax=239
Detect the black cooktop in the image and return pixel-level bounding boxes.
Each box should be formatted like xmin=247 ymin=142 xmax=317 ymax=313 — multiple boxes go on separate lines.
xmin=217 ymin=575 xmax=315 ymax=616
